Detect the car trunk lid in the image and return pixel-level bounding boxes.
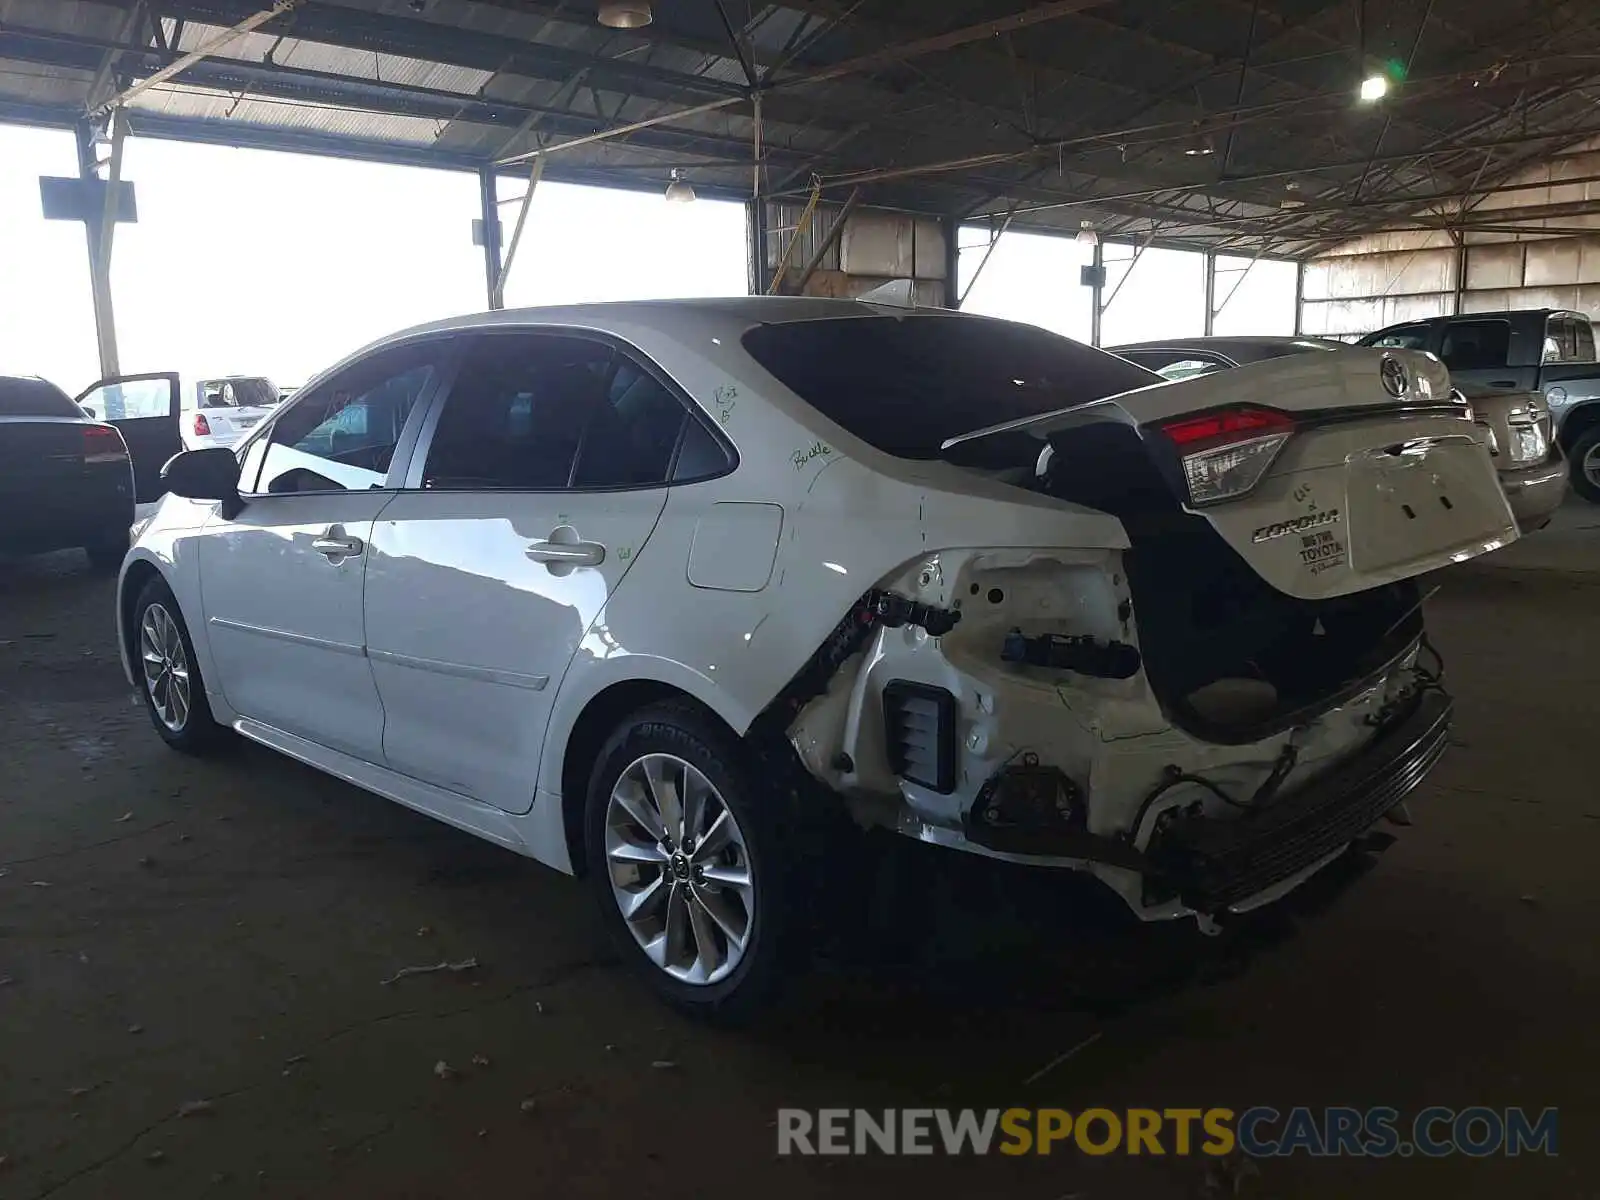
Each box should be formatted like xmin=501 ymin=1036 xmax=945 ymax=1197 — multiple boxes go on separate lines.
xmin=946 ymin=347 xmax=1517 ymax=601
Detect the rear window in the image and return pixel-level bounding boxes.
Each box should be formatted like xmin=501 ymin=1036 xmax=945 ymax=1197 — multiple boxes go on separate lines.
xmin=201 ymin=377 xmax=279 ymax=408
xmin=0 ymin=377 xmax=79 ymax=418
xmin=741 ymin=315 xmax=1156 ymax=459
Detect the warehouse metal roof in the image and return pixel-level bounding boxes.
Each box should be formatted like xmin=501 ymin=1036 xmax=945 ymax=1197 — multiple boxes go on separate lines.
xmin=3 ymin=0 xmax=1600 ymax=256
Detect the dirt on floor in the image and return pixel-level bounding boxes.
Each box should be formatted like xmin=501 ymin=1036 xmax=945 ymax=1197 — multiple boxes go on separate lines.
xmin=0 ymin=550 xmax=1594 ymax=1199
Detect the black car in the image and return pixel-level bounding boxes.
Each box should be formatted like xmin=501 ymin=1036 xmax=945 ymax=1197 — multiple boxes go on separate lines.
xmin=0 ymin=373 xmax=181 ymax=570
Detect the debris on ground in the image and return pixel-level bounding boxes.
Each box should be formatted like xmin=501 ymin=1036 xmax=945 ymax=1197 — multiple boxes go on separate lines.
xmin=28 ymin=880 xmax=51 ymax=888
xmin=285 ymin=1054 xmax=308 ymax=1067
xmin=177 ymin=1099 xmax=215 ymax=1118
xmin=0 ymin=978 xmax=13 ymax=987
xmin=137 ymin=856 xmax=155 ymax=868
xmin=476 ymin=1129 xmax=487 ymax=1138
xmin=416 ymin=926 xmax=433 ymax=937
xmin=519 ymin=1098 xmax=538 ymax=1114
xmin=380 ymin=957 xmax=478 ymax=986
xmin=470 ymin=1054 xmax=491 ymax=1067
xmin=650 ymin=1060 xmax=677 ymax=1070
xmin=145 ymin=1150 xmax=166 ymax=1165
xmin=533 ymin=1000 xmax=545 ymax=1014
xmin=1196 ymin=1151 xmax=1260 ymax=1198
xmin=1519 ymin=894 xmax=1540 ymax=906
xmin=1022 ymin=1031 xmax=1103 ymax=1086
xmin=127 ymin=1024 xmax=143 ymax=1035
xmin=433 ymin=1060 xmax=458 ymax=1080
xmin=604 ymin=1043 xmax=618 ymax=1052
xmin=66 ymin=1084 xmax=102 ymax=1099
xmin=114 ymin=812 xmax=134 ymax=823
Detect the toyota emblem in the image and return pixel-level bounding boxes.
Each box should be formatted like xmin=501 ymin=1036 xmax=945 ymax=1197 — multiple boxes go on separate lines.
xmin=1380 ymin=356 xmax=1409 ymax=398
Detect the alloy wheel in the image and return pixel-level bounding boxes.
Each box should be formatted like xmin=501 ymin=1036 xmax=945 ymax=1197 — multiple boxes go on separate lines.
xmin=1584 ymin=441 xmax=1600 ymax=489
xmin=139 ymin=603 xmax=191 ymax=733
xmin=604 ymin=752 xmax=754 ymax=985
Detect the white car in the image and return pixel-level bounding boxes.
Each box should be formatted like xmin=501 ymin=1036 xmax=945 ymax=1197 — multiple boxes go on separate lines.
xmin=181 ymin=376 xmax=281 ymax=450
xmin=114 ymin=299 xmax=1516 ymax=1016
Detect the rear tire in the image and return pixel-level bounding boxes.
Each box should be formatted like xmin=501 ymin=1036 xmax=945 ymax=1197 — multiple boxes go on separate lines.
xmin=583 ymin=701 xmax=798 ymax=1022
xmin=132 ymin=578 xmax=225 ymax=754
xmin=1567 ymin=424 xmax=1600 ymax=504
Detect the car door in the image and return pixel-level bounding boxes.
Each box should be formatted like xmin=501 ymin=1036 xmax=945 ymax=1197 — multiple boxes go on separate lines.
xmin=74 ymin=372 xmax=181 ymax=502
xmin=1438 ymin=318 xmax=1525 ymax=392
xmin=197 ymin=338 xmax=450 ymax=761
xmin=364 ymin=330 xmax=700 ymax=812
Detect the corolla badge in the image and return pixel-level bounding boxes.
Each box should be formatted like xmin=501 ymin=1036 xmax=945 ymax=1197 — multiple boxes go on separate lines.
xmin=1380 ymin=355 xmax=1409 ymax=398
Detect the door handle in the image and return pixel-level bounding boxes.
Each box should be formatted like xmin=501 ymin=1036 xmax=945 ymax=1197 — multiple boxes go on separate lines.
xmin=525 ymin=540 xmax=605 ymax=567
xmin=311 ymin=527 xmax=364 ymax=560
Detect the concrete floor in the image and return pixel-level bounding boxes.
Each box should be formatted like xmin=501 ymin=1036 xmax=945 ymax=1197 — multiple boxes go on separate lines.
xmin=0 ymin=546 xmax=1595 ymax=1199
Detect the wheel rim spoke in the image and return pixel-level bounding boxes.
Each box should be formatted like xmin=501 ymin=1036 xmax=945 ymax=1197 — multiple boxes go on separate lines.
xmin=691 ymin=809 xmax=733 ymax=863
xmin=685 ymin=892 xmax=723 ymax=982
xmin=618 ymin=871 xmax=667 ymax=922
xmin=610 ymin=775 xmax=665 ymax=843
xmin=643 ymin=757 xmax=685 ymax=843
xmin=693 ymin=885 xmax=749 ymax=950
xmin=604 ymin=752 xmax=754 ymax=987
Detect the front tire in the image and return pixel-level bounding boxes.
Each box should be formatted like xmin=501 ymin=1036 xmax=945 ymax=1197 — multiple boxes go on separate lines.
xmin=132 ymin=578 xmax=225 ymax=754
xmin=584 ymin=702 xmax=795 ymax=1021
xmin=1567 ymin=424 xmax=1600 ymax=504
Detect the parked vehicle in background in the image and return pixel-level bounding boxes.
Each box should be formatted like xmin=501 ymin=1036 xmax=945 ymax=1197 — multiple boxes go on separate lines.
xmin=1111 ymin=334 xmax=1567 ymax=532
xmin=1360 ymin=310 xmax=1600 ymax=502
xmin=1 ymin=373 xmax=179 ymax=569
xmin=182 ymin=376 xmax=283 ymax=450
xmin=1111 ymin=335 xmax=1349 ymax=380
xmin=119 ymin=300 xmax=1509 ymax=1016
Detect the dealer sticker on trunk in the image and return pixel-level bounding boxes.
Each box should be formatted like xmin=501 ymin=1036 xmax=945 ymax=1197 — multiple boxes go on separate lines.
xmin=1251 ymin=508 xmax=1342 ymax=544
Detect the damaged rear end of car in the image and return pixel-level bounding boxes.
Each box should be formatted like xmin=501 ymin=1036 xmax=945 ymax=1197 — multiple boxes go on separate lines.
xmin=743 ymin=313 xmax=1513 ymax=926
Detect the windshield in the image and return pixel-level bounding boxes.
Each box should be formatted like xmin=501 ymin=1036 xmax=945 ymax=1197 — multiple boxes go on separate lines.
xmin=201 ymin=377 xmax=279 ymax=408
xmin=741 ymin=314 xmax=1157 ymax=459
xmin=0 ymin=377 xmax=80 ymax=418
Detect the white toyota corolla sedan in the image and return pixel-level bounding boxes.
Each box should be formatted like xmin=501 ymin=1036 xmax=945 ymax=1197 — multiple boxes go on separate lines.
xmin=117 ymin=297 xmax=1515 ymax=1016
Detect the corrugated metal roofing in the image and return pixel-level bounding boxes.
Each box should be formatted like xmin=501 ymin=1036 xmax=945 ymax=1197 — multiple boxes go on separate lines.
xmin=1 ymin=0 xmax=1598 ymax=255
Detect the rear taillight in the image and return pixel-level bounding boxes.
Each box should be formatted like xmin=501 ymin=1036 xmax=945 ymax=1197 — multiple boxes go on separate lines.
xmin=1159 ymin=405 xmax=1293 ymax=507
xmin=193 ymin=413 xmax=212 ymax=437
xmin=82 ymin=424 xmax=128 ymax=465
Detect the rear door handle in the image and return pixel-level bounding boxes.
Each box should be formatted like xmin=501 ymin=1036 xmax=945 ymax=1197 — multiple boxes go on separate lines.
xmin=525 ymin=540 xmax=605 ymax=568
xmin=311 ymin=527 xmax=364 ymax=560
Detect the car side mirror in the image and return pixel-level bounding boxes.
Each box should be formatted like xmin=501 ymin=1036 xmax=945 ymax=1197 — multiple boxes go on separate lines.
xmin=162 ymin=447 xmax=242 ymax=512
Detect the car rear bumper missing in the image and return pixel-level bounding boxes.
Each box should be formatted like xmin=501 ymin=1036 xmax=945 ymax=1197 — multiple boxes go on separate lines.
xmin=1147 ymin=688 xmax=1451 ymax=911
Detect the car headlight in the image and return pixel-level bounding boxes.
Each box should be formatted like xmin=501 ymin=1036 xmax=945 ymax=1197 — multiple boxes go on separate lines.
xmin=1506 ymin=420 xmax=1548 ymax=465
xmin=129 ymin=515 xmax=155 ymax=546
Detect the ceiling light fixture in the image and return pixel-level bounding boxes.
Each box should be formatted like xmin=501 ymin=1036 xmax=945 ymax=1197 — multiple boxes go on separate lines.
xmin=1184 ymin=140 xmax=1215 ymax=157
xmin=598 ymin=1 xmax=652 ymax=28
xmin=1075 ymin=220 xmax=1099 ymax=247
xmin=665 ymin=168 xmax=696 ymax=203
xmin=1280 ymin=180 xmax=1305 ymax=209
xmin=1359 ymin=73 xmax=1389 ymax=102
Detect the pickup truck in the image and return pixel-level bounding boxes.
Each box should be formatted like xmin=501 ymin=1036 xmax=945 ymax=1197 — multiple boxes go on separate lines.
xmin=1360 ymin=309 xmax=1600 ymax=502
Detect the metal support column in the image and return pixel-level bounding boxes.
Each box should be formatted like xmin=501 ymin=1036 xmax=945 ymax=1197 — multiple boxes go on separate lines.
xmin=1452 ymin=232 xmax=1467 ymax=315
xmin=942 ymin=215 xmax=962 ymax=309
xmin=1090 ymin=240 xmax=1105 ymax=347
xmin=1293 ymin=260 xmax=1305 ymax=335
xmin=477 ymin=166 xmax=504 ymax=310
xmin=74 ymin=117 xmax=123 ymax=378
xmin=746 ymin=198 xmax=769 ymax=296
xmin=1202 ymin=251 xmax=1217 ymax=336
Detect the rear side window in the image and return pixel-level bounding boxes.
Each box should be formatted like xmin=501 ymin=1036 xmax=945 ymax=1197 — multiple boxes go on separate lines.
xmin=741 ymin=315 xmax=1156 ymax=459
xmin=0 ymin=377 xmax=78 ymax=417
xmin=1543 ymin=316 xmax=1595 ymax=364
xmin=571 ymin=359 xmax=689 ymax=488
xmin=1439 ymin=320 xmax=1510 ymax=370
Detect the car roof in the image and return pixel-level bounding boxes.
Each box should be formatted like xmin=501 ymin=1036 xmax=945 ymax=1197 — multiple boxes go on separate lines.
xmin=1110 ymin=335 xmax=1347 ymax=356
xmin=393 ymin=295 xmax=949 ymax=342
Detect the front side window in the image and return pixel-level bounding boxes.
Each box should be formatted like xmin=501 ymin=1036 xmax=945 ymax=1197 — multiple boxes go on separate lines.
xmin=78 ymin=376 xmax=174 ymax=421
xmin=256 ymin=341 xmax=441 ymax=494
